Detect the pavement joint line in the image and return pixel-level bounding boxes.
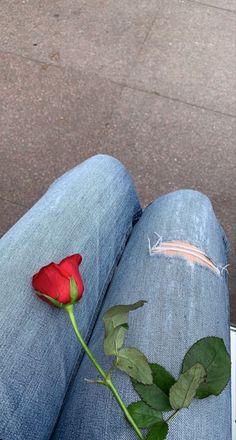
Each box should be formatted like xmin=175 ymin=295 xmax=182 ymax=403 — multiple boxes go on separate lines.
xmin=133 ymin=14 xmax=159 ymax=66
xmin=0 ymin=50 xmax=62 ymax=70
xmin=0 ymin=48 xmax=125 ymax=138
xmin=108 ymin=80 xmax=236 ymax=119
xmin=0 ymin=196 xmax=29 ymax=209
xmin=1 ymin=50 xmax=235 ymax=120
xmin=125 ymin=12 xmax=162 ymax=90
xmin=109 ymin=13 xmax=160 ymax=127
xmin=188 ymin=0 xmax=236 ymax=14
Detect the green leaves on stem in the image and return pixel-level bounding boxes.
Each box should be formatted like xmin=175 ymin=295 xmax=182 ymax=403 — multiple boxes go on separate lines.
xmin=116 ymin=348 xmax=153 ymax=384
xmin=65 ymin=304 xmax=145 ymax=440
xmin=103 ymin=301 xmax=145 ymax=357
xmin=131 ymin=378 xmax=172 ymax=412
xmin=150 ymin=364 xmax=176 ymax=395
xmin=182 ymin=337 xmax=231 ymax=398
xmin=128 ymin=364 xmax=173 ymax=438
xmin=146 ymin=422 xmax=169 ymax=440
xmin=127 ymin=339 xmax=230 ymax=439
xmin=103 ymin=301 xmax=146 ymax=330
xmin=103 ymin=301 xmax=152 ymax=384
xmin=102 ymin=302 xmax=231 ymax=440
xmin=169 ymin=363 xmax=206 ymax=409
xmin=127 ymin=401 xmax=163 ymax=428
xmin=130 ymin=363 xmax=176 ymax=414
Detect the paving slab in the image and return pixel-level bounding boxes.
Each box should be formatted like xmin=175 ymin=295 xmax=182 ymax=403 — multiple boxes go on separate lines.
xmin=0 ymin=0 xmax=159 ymax=82
xmin=0 ymin=52 xmax=122 ymax=205
xmin=191 ymin=0 xmax=236 ymax=12
xmin=94 ymin=87 xmax=236 ymax=322
xmin=127 ymin=0 xmax=236 ymax=115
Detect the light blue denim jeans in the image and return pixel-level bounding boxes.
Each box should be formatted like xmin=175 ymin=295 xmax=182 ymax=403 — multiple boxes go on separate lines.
xmin=0 ymin=154 xmax=231 ymax=440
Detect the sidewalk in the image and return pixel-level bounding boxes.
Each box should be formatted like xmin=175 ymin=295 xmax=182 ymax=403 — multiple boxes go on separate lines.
xmin=0 ymin=0 xmax=235 ymax=321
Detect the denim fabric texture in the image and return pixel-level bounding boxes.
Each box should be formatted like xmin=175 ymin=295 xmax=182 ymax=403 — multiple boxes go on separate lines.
xmin=0 ymin=154 xmax=231 ymax=440
xmin=0 ymin=154 xmax=142 ymax=440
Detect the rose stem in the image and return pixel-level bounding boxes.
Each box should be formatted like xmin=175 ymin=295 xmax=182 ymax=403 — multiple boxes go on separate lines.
xmin=166 ymin=409 xmax=181 ymax=423
xmin=64 ymin=304 xmax=145 ymax=440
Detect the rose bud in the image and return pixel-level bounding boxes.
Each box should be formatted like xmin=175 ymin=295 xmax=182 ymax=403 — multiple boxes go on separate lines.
xmin=32 ymin=254 xmax=84 ymax=308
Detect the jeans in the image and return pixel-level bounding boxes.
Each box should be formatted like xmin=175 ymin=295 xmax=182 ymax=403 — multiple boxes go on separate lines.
xmin=0 ymin=154 xmax=231 ymax=440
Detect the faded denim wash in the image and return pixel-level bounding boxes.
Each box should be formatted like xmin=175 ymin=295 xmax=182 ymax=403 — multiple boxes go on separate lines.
xmin=0 ymin=154 xmax=231 ymax=440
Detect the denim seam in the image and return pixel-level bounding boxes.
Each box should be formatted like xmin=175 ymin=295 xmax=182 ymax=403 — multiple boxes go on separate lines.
xmin=132 ymin=207 xmax=143 ymax=226
xmin=216 ymin=217 xmax=231 ymax=258
xmin=49 ymin=221 xmax=134 ymax=438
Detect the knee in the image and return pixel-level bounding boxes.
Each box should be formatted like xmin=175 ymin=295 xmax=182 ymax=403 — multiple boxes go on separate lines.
xmin=91 ymin=154 xmax=126 ymax=172
xmin=49 ymin=154 xmax=129 ymax=193
xmin=162 ymin=189 xmax=214 ymax=212
xmin=88 ymin=153 xmax=133 ymax=188
xmin=146 ymin=189 xmax=215 ymax=222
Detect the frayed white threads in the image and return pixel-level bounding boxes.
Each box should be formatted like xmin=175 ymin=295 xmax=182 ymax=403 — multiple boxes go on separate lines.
xmin=147 ymin=232 xmax=162 ymax=256
xmin=218 ymin=263 xmax=230 ymax=276
xmin=147 ymin=234 xmax=227 ymax=276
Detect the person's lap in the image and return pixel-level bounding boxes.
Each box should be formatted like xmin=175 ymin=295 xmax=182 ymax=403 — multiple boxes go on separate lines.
xmin=50 ymin=188 xmax=231 ymax=439
xmin=0 ymin=154 xmax=231 ymax=440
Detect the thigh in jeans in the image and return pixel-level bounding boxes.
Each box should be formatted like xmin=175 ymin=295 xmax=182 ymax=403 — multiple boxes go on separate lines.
xmin=0 ymin=154 xmax=142 ymax=440
xmin=50 ymin=189 xmax=231 ymax=440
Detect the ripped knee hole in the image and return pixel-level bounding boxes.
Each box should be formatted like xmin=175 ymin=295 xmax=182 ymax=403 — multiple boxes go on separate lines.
xmin=148 ymin=239 xmax=220 ymax=274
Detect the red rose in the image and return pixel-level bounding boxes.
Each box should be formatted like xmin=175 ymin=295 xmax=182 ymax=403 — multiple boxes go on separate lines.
xmin=32 ymin=254 xmax=84 ymax=307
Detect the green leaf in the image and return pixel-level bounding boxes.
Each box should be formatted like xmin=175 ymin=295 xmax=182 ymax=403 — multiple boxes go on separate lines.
xmin=103 ymin=300 xmax=147 ymax=328
xmin=150 ymin=363 xmax=176 ymax=394
xmin=104 ymin=322 xmax=128 ymax=356
xmin=127 ymin=401 xmax=163 ymax=428
xmin=116 ymin=347 xmax=153 ymax=384
xmin=132 ymin=381 xmax=172 ymax=411
xmin=182 ymin=336 xmax=231 ymax=398
xmin=169 ymin=363 xmax=206 ymax=409
xmin=147 ymin=421 xmax=168 ymax=440
xmin=70 ymin=276 xmax=79 ymax=302
xmin=35 ymin=291 xmax=63 ymax=308
xmin=103 ymin=301 xmax=146 ymax=356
